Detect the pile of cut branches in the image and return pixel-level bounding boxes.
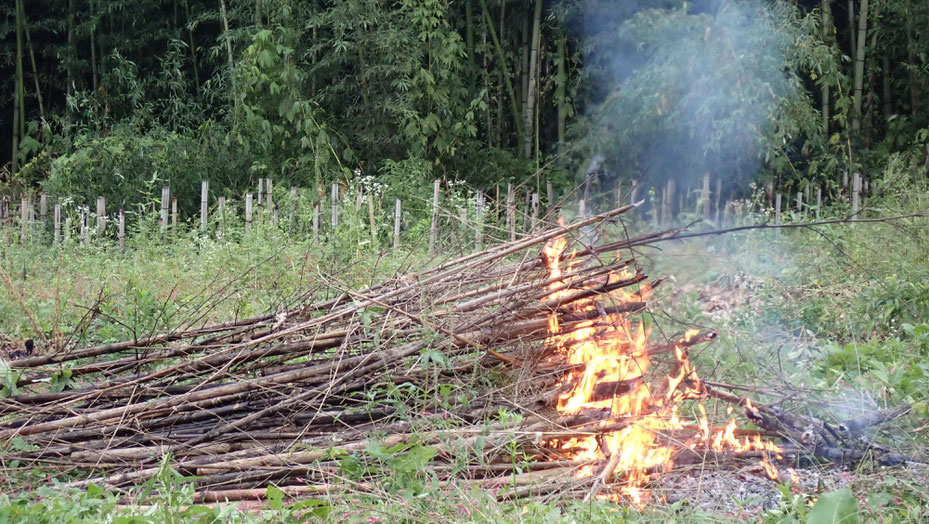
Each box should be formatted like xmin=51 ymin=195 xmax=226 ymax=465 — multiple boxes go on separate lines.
xmin=0 ymin=205 xmax=917 ymax=504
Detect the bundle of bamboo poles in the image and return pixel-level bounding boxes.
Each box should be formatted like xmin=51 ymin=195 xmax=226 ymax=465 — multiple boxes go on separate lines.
xmin=0 ymin=204 xmax=695 ymax=499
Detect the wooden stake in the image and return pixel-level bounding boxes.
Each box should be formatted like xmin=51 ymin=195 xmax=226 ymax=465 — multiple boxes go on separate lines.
xmin=289 ymin=186 xmax=297 ymax=234
xmin=160 ymin=186 xmax=170 ymax=235
xmin=393 ymin=198 xmax=401 ymax=254
xmin=331 ymin=183 xmax=339 ymax=228
xmin=39 ymin=192 xmax=47 ymax=226
xmin=257 ymin=178 xmax=264 ymax=215
xmin=429 ymin=179 xmax=440 ymax=254
xmin=506 ymin=183 xmax=515 ymax=241
xmin=118 ymin=209 xmax=125 ymax=252
xmin=96 ymin=196 xmax=106 ymax=238
xmin=200 ymin=180 xmax=209 ymax=232
xmin=367 ymin=191 xmax=377 ymax=247
xmin=796 ymin=191 xmax=803 ymax=214
xmin=851 ymin=172 xmax=861 ymax=216
xmin=474 ymin=192 xmax=484 ymax=252
xmin=816 ymin=185 xmax=822 ymax=220
xmin=171 ymin=196 xmax=178 ymax=231
xmin=313 ymin=201 xmax=320 ymax=245
xmin=531 ymin=192 xmax=539 ymax=231
xmin=53 ymin=203 xmax=60 ymax=245
xmin=774 ymin=193 xmax=782 ymax=225
xmin=20 ymin=197 xmax=28 ymax=241
xmin=266 ymin=178 xmax=273 ymax=211
xmin=217 ymin=196 xmax=226 ymax=239
xmin=714 ymin=177 xmax=722 ymax=224
xmin=701 ymin=172 xmax=711 ymax=221
xmin=546 ymin=181 xmax=554 ymax=215
xmin=245 ymin=193 xmax=253 ymax=233
xmin=459 ymin=206 xmax=468 ymax=247
xmin=79 ymin=205 xmax=87 ymax=246
xmin=522 ymin=190 xmax=531 ymax=233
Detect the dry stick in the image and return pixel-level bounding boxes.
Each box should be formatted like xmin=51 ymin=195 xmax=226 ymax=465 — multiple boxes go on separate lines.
xmin=584 ymin=447 xmax=622 ymax=502
xmin=640 ymin=213 xmax=929 ymax=245
xmin=338 ymin=286 xmax=516 ymax=365
xmin=429 ymin=179 xmax=440 ymax=254
xmin=248 ymin=204 xmax=640 ymax=347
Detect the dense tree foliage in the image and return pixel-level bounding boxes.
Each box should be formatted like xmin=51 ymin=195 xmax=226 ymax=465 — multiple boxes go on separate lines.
xmin=1 ymin=0 xmax=927 ymax=210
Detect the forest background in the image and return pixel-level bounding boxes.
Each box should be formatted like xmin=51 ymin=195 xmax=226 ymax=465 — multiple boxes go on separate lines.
xmin=1 ymin=0 xmax=923 ymax=209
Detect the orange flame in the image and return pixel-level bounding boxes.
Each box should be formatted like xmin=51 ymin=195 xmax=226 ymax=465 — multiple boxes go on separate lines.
xmin=540 ymin=235 xmax=792 ymax=502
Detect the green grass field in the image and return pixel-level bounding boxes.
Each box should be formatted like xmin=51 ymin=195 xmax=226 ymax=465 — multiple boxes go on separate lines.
xmin=2 ymin=174 xmax=929 ymax=523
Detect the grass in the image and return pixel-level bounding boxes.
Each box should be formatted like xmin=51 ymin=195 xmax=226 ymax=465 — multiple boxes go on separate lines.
xmin=2 ymin=165 xmax=929 ymax=521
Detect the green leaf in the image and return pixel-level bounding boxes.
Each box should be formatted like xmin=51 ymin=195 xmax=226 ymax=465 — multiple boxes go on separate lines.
xmin=807 ymin=488 xmax=858 ymax=524
xmin=266 ymin=484 xmax=284 ymax=510
xmin=391 ymin=445 xmax=437 ymax=474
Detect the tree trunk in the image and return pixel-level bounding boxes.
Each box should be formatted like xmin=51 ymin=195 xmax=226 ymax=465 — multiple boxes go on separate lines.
xmin=906 ymin=0 xmax=919 ymax=115
xmin=497 ymin=0 xmax=505 ymax=146
xmin=23 ymin=9 xmax=45 ymax=120
xmin=848 ymin=0 xmax=856 ymax=58
xmin=67 ymin=0 xmax=74 ymax=96
xmin=90 ymin=10 xmax=98 ymax=91
xmin=519 ymin=3 xmax=529 ymax=141
xmin=480 ymin=0 xmax=523 ymax=148
xmin=465 ymin=0 xmax=474 ymax=62
xmin=12 ymin=0 xmax=24 ymax=176
xmin=882 ymin=55 xmax=893 ymax=117
xmin=522 ymin=0 xmax=543 ymax=160
xmin=219 ymin=0 xmax=235 ymax=72
xmin=555 ymin=33 xmax=568 ymax=145
xmin=185 ymin=0 xmax=200 ymax=88
xmin=821 ymin=0 xmax=831 ymax=134
xmin=851 ymin=0 xmax=868 ymax=134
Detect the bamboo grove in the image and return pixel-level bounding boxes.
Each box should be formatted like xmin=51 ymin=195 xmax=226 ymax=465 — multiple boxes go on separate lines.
xmin=2 ymin=0 xmax=929 ymax=211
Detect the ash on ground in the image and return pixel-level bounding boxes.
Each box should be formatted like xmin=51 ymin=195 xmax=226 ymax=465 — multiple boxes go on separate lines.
xmin=650 ymin=462 xmax=929 ymax=515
